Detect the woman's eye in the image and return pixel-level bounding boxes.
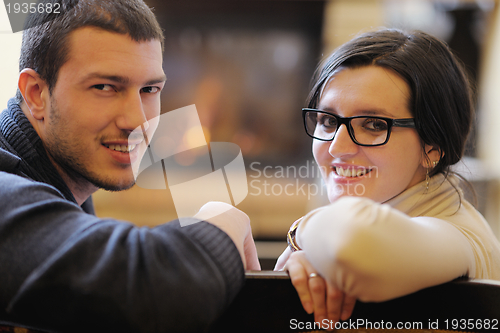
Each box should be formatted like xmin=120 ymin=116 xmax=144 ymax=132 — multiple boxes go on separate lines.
xmin=141 ymin=86 xmax=161 ymax=94
xmin=93 ymin=84 xmax=115 ymax=92
xmin=319 ymin=115 xmax=337 ymax=128
xmin=364 ymin=118 xmax=388 ymax=131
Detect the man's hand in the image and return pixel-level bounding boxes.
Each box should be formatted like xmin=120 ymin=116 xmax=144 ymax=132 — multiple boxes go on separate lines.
xmin=194 ymin=202 xmax=261 ymax=271
xmin=285 ymin=251 xmax=355 ymax=330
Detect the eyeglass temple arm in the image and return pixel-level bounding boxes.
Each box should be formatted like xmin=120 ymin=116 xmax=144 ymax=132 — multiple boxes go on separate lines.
xmin=392 ymin=119 xmax=415 ymax=128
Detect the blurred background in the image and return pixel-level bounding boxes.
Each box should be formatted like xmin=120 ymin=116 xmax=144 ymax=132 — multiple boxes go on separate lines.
xmin=2 ymin=0 xmax=500 ymax=269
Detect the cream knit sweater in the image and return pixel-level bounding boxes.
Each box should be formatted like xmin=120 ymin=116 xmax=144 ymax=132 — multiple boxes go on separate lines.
xmin=296 ymin=174 xmax=500 ymax=302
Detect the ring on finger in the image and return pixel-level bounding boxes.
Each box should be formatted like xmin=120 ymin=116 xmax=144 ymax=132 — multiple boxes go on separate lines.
xmin=309 ymin=272 xmax=320 ymax=279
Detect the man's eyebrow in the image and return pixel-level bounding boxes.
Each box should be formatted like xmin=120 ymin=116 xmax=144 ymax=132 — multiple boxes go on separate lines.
xmin=80 ymin=73 xmax=167 ymax=86
xmin=145 ymin=75 xmax=167 ymax=85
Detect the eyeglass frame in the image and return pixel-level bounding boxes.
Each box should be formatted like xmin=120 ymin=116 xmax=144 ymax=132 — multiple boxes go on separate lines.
xmin=302 ymin=108 xmax=416 ymax=147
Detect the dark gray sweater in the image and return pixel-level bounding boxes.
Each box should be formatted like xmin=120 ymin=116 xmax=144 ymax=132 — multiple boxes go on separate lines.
xmin=0 ymin=99 xmax=244 ymax=332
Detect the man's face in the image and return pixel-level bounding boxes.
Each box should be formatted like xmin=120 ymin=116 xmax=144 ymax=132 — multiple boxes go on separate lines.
xmin=43 ymin=27 xmax=165 ymax=192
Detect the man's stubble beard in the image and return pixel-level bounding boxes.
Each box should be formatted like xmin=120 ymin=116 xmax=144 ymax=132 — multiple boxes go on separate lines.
xmin=44 ymin=98 xmax=136 ymax=192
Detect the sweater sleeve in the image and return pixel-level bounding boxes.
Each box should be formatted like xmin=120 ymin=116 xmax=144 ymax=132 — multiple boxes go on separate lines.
xmin=0 ymin=172 xmax=244 ymax=333
xmin=297 ymin=196 xmax=476 ymax=302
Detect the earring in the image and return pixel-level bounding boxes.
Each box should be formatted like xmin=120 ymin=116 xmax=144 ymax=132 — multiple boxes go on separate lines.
xmin=425 ymin=168 xmax=430 ymax=191
xmin=425 ymin=161 xmax=438 ymax=191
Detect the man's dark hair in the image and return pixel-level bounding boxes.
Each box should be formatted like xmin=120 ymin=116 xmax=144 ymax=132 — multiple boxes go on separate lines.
xmin=16 ymin=0 xmax=164 ymax=104
xmin=307 ymin=28 xmax=474 ymax=179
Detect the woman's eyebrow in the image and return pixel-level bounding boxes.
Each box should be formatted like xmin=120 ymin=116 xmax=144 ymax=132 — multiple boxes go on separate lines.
xmin=359 ymin=109 xmax=395 ymax=117
xmin=318 ymin=106 xmax=395 ymax=117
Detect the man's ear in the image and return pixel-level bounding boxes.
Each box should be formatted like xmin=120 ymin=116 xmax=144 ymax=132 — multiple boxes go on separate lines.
xmin=421 ymin=143 xmax=443 ymax=167
xmin=18 ymin=69 xmax=50 ymax=121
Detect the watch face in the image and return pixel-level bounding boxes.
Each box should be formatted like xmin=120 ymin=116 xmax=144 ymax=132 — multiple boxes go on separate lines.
xmin=287 ymin=217 xmax=304 ymax=252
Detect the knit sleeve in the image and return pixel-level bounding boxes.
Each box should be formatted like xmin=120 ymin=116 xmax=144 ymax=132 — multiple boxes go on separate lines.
xmin=297 ymin=196 xmax=475 ymax=302
xmin=0 ymin=172 xmax=244 ymax=332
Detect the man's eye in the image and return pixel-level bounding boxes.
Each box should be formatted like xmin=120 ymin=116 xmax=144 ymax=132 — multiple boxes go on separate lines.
xmin=141 ymin=86 xmax=161 ymax=94
xmin=93 ymin=84 xmax=115 ymax=92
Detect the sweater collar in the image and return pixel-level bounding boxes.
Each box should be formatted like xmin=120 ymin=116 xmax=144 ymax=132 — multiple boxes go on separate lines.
xmin=1 ymin=98 xmax=78 ymax=204
xmin=385 ymin=173 xmax=463 ymax=218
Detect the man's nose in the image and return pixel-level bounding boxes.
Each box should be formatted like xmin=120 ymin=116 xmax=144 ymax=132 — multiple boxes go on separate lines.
xmin=116 ymin=92 xmax=149 ymax=132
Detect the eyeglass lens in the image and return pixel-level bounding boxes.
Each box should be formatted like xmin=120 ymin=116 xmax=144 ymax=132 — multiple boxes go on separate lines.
xmin=305 ymin=111 xmax=389 ymax=145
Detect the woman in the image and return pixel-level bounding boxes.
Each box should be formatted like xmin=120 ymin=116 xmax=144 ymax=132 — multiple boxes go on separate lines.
xmin=275 ymin=28 xmax=500 ymax=326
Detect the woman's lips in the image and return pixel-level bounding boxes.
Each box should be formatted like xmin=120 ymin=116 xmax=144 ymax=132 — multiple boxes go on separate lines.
xmin=334 ymin=166 xmax=372 ymax=178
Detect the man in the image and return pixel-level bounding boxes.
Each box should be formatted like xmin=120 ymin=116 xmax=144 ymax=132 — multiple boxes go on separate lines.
xmin=0 ymin=1 xmax=259 ymax=332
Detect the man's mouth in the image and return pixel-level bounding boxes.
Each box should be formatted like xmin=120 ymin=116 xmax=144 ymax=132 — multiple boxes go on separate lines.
xmin=103 ymin=144 xmax=137 ymax=153
xmin=334 ymin=166 xmax=371 ymax=178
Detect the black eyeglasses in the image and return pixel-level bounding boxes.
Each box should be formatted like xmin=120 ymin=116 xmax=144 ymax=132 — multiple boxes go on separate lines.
xmin=302 ymin=108 xmax=415 ymax=147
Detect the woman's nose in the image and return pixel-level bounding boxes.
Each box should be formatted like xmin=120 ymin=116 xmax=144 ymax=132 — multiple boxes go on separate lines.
xmin=328 ymin=124 xmax=359 ymax=157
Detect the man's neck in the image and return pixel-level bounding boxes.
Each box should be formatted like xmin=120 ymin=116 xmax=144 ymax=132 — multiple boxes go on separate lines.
xmin=20 ymin=103 xmax=97 ymax=206
xmin=49 ymin=156 xmax=98 ymax=206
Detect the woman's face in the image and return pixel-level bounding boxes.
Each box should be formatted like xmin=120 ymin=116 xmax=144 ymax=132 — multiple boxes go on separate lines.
xmin=313 ymin=65 xmax=429 ymax=203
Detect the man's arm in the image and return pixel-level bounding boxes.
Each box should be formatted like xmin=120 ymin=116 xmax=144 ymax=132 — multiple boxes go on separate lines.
xmin=0 ymin=172 xmax=248 ymax=332
xmin=194 ymin=201 xmax=261 ymax=271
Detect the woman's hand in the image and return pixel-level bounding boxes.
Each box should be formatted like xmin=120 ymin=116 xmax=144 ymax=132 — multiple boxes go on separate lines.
xmin=274 ymin=246 xmax=293 ymax=271
xmin=284 ymin=251 xmax=356 ymax=329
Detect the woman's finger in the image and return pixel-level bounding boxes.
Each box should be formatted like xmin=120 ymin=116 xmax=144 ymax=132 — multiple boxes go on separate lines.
xmin=308 ymin=273 xmax=328 ymax=323
xmin=286 ymin=260 xmax=314 ymax=313
xmin=325 ymin=285 xmax=343 ymax=324
xmin=340 ymin=294 xmax=357 ymax=320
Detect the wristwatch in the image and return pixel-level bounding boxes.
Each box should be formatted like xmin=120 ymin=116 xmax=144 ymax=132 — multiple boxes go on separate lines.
xmin=287 ymin=217 xmax=303 ymax=252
